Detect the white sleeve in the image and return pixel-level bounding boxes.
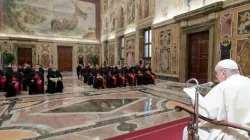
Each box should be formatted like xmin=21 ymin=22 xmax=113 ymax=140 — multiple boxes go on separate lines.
xmin=198 ymin=85 xmax=225 ymax=119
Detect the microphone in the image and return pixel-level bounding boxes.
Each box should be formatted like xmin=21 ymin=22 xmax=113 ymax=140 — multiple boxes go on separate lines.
xmin=192 ymin=82 xmax=213 ymax=87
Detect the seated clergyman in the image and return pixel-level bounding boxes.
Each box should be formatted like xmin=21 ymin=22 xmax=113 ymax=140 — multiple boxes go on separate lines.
xmin=46 ymin=64 xmax=63 ymax=93
xmin=183 ymin=59 xmax=250 ymax=140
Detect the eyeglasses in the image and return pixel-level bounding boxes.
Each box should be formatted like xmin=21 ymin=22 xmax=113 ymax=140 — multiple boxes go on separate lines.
xmin=213 ymin=69 xmax=226 ymax=75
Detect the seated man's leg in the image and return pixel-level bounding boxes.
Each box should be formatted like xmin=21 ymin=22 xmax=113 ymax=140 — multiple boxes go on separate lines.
xmin=6 ymin=83 xmax=16 ymax=97
xmin=56 ymin=80 xmax=63 ymax=92
xmin=29 ymin=81 xmax=36 ymax=95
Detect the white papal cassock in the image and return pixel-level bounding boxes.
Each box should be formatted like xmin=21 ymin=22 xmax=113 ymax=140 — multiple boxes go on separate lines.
xmin=184 ymin=74 xmax=250 ymax=140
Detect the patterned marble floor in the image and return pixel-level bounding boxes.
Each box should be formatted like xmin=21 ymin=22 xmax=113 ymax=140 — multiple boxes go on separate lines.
xmin=0 ymin=78 xmax=211 ymax=140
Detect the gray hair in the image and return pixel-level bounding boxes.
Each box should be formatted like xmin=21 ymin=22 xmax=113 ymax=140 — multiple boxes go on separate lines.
xmin=223 ymin=68 xmax=240 ymax=77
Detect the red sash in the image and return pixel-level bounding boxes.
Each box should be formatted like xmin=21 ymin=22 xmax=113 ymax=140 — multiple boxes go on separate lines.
xmin=112 ymin=76 xmax=117 ymax=85
xmin=151 ymin=75 xmax=156 ymax=84
xmin=102 ymin=78 xmax=106 ymax=88
xmin=146 ymin=71 xmax=151 ymax=75
xmin=129 ymin=73 xmax=135 ymax=84
xmin=12 ymin=77 xmax=18 ymax=81
xmin=1 ymin=77 xmax=6 ymax=88
xmin=33 ymin=74 xmax=42 ymax=93
xmin=37 ymin=80 xmax=43 ymax=93
xmin=14 ymin=82 xmax=20 ymax=94
xmin=12 ymin=77 xmax=20 ymax=93
xmin=121 ymin=76 xmax=125 ymax=85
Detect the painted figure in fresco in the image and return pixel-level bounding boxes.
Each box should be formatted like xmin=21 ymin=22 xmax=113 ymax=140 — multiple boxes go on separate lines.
xmin=238 ymin=11 xmax=250 ymax=35
xmin=183 ymin=0 xmax=191 ymax=10
xmin=110 ymin=15 xmax=115 ymax=32
xmin=51 ymin=0 xmax=87 ymax=31
xmin=237 ymin=40 xmax=250 ymax=76
xmin=119 ymin=7 xmax=124 ymax=28
xmin=142 ymin=0 xmax=149 ymax=19
xmin=110 ymin=0 xmax=114 ymax=6
xmin=127 ymin=52 xmax=134 ymax=67
xmin=128 ymin=0 xmax=135 ymax=24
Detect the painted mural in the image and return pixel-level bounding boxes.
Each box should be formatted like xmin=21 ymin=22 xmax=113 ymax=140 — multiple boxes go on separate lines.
xmin=137 ymin=0 xmax=150 ymax=20
xmin=127 ymin=0 xmax=135 ymax=24
xmin=2 ymin=0 xmax=96 ymax=39
xmin=237 ymin=39 xmax=250 ymax=76
xmin=154 ymin=0 xmax=224 ymax=24
xmin=110 ymin=12 xmax=116 ymax=32
xmin=237 ymin=10 xmax=250 ymax=35
xmin=218 ymin=4 xmax=250 ymax=77
xmin=118 ymin=7 xmax=125 ymax=28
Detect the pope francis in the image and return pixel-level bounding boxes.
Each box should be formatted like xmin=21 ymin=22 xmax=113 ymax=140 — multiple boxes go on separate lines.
xmin=183 ymin=59 xmax=250 ymax=140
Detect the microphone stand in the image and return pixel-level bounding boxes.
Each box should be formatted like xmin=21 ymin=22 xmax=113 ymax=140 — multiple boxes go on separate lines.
xmin=186 ymin=78 xmax=200 ymax=140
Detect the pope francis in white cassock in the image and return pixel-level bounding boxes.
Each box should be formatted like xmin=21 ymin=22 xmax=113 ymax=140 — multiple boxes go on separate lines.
xmin=183 ymin=59 xmax=250 ymax=140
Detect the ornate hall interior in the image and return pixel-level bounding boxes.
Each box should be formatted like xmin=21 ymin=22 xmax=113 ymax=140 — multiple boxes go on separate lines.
xmin=0 ymin=0 xmax=250 ymax=139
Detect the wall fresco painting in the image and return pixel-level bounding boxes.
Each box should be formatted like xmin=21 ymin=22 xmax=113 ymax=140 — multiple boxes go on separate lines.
xmin=237 ymin=10 xmax=250 ymax=35
xmin=2 ymin=0 xmax=96 ymax=39
xmin=237 ymin=39 xmax=250 ymax=76
xmin=137 ymin=0 xmax=150 ymax=20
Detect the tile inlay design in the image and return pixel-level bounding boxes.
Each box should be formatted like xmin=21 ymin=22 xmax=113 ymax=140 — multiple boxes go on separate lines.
xmin=45 ymin=99 xmax=139 ymax=113
xmin=117 ymin=122 xmax=138 ymax=132
xmin=0 ymin=78 xmax=200 ymax=140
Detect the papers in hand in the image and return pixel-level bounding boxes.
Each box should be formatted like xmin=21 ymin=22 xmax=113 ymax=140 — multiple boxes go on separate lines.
xmin=183 ymin=87 xmax=204 ymax=101
xmin=50 ymin=78 xmax=60 ymax=82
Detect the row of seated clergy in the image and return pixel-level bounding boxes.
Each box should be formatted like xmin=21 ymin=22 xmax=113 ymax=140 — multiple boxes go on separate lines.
xmin=82 ymin=65 xmax=155 ymax=89
xmin=0 ymin=65 xmax=45 ymax=97
xmin=46 ymin=65 xmax=63 ymax=93
xmin=0 ymin=65 xmax=63 ymax=97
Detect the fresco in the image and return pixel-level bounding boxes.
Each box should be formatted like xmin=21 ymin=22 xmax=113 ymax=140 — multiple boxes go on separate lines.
xmin=2 ymin=0 xmax=96 ymax=39
xmin=127 ymin=0 xmax=135 ymax=24
xmin=237 ymin=10 xmax=250 ymax=35
xmin=137 ymin=0 xmax=150 ymax=20
xmin=154 ymin=0 xmax=224 ymax=23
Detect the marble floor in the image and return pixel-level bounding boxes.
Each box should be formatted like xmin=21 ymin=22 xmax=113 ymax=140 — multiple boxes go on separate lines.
xmin=0 ymin=78 xmax=211 ymax=140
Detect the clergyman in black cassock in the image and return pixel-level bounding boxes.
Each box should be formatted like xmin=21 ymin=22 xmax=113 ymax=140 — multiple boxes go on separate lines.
xmin=6 ymin=65 xmax=23 ymax=97
xmin=29 ymin=65 xmax=44 ymax=95
xmin=46 ymin=65 xmax=63 ymax=93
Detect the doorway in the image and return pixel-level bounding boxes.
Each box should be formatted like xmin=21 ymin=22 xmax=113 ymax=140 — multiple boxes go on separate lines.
xmin=18 ymin=48 xmax=32 ymax=66
xmin=187 ymin=31 xmax=209 ymax=84
xmin=57 ymin=46 xmax=72 ymax=72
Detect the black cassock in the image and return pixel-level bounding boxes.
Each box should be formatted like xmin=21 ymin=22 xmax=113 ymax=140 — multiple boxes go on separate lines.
xmin=46 ymin=70 xmax=63 ymax=93
xmin=117 ymin=70 xmax=126 ymax=87
xmin=6 ymin=71 xmax=23 ymax=97
xmin=22 ymin=67 xmax=32 ymax=91
xmin=105 ymin=70 xmax=116 ymax=88
xmin=29 ymin=70 xmax=44 ymax=95
xmin=143 ymin=68 xmax=155 ymax=85
xmin=93 ymin=69 xmax=105 ymax=89
xmin=127 ymin=68 xmax=135 ymax=86
xmin=136 ymin=68 xmax=144 ymax=85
